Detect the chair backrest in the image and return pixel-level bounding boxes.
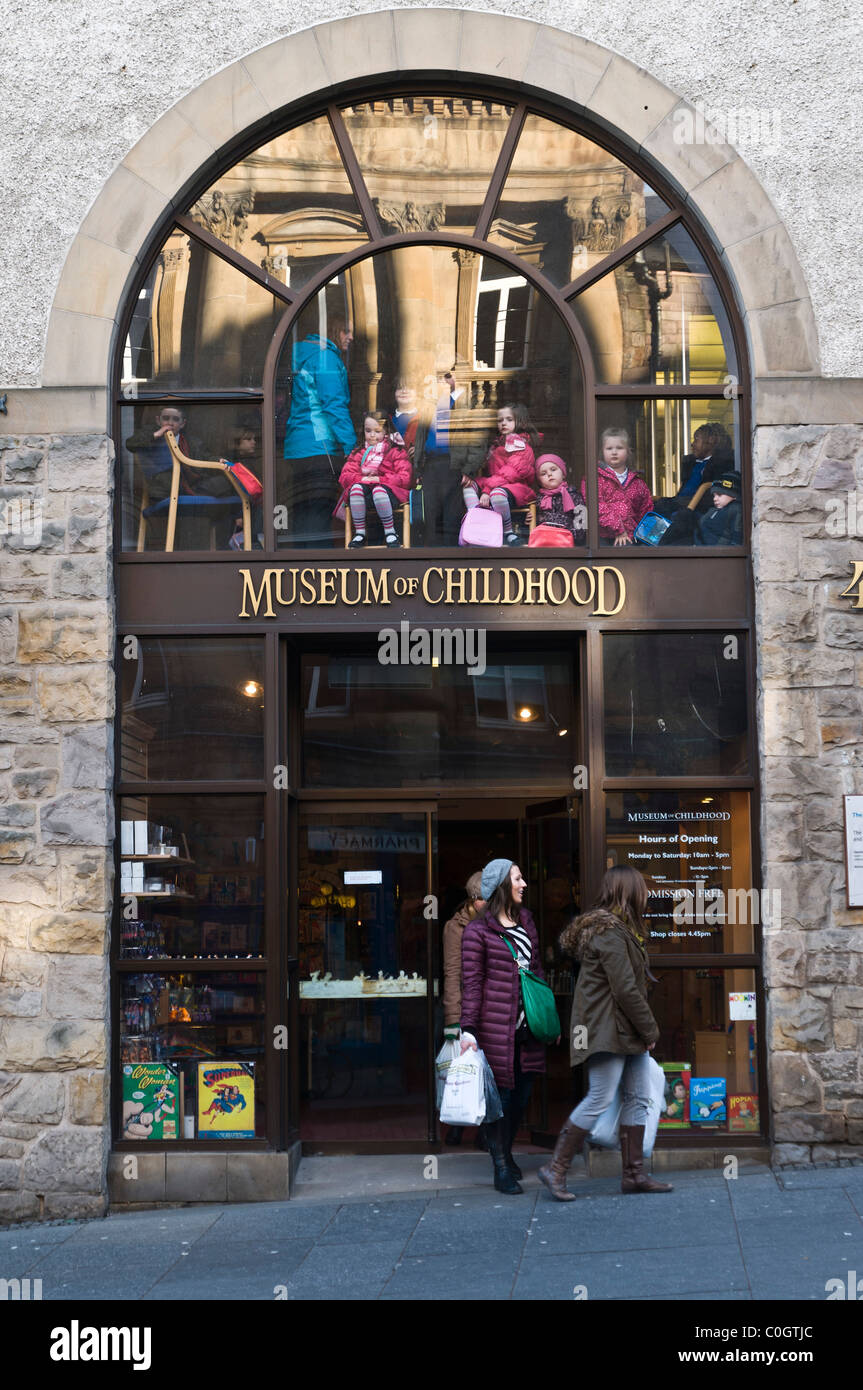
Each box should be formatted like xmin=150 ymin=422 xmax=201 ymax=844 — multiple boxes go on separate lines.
xmin=687 ymin=480 xmax=712 ymax=511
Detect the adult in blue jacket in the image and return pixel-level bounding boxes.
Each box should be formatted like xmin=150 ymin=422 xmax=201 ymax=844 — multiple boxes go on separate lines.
xmin=281 ymin=320 xmax=355 ymax=547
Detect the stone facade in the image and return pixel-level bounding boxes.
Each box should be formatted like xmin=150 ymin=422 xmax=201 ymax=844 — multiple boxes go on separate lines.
xmin=755 ymin=423 xmax=863 ymax=1163
xmin=0 ymin=432 xmax=113 ymax=1220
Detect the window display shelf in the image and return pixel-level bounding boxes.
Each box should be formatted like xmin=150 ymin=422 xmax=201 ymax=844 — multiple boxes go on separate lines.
xmin=121 ymin=854 xmax=196 ymax=866
xmin=135 ymin=891 xmax=196 ymax=901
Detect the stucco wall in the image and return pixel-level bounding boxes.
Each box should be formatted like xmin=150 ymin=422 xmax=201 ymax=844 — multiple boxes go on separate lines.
xmin=1 ymin=0 xmax=862 ymax=387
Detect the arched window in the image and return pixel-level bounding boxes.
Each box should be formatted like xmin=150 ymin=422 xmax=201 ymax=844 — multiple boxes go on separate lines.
xmin=116 ymin=90 xmax=746 ymax=555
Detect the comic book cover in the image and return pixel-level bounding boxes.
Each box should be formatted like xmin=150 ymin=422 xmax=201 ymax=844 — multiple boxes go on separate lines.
xmin=659 ymin=1061 xmax=691 ymax=1128
xmin=690 ymin=1076 xmax=727 ymax=1125
xmin=728 ymin=1094 xmax=759 ymax=1132
xmin=197 ymin=1061 xmax=255 ymax=1138
xmin=122 ymin=1062 xmax=180 ymax=1140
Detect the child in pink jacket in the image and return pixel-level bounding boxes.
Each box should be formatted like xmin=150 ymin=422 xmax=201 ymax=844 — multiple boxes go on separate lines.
xmin=463 ymin=404 xmax=538 ymax=547
xmin=334 ymin=411 xmax=412 ymax=548
xmin=581 ymin=427 xmax=652 ymax=545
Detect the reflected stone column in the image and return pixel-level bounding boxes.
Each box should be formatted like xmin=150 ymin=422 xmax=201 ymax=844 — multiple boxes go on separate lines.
xmin=453 ymin=249 xmax=480 ymax=368
xmin=151 ymin=233 xmax=190 ymax=385
xmin=191 ymin=192 xmax=256 ymax=388
xmin=374 ymin=203 xmax=447 ymax=397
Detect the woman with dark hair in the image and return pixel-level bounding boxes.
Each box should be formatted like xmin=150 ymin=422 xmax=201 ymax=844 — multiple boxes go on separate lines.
xmin=538 ymin=865 xmax=673 ymax=1202
xmin=460 ymin=859 xmax=552 ymax=1195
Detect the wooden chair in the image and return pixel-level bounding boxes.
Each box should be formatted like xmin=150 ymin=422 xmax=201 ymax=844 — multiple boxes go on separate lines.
xmin=686 ymin=481 xmax=712 ymax=511
xmin=512 ymin=502 xmax=538 ymax=536
xmin=344 ymin=500 xmax=411 ymax=549
xmin=136 ymin=431 xmax=252 ymax=552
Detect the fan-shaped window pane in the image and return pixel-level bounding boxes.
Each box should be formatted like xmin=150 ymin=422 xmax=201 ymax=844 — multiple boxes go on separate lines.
xmin=273 ymin=245 xmax=584 ymax=549
xmin=121 ymin=233 xmax=283 ymax=393
xmin=571 ymin=225 xmax=735 ymax=385
xmin=489 ymin=113 xmax=669 ymax=287
xmin=342 ymin=96 xmax=513 ymax=234
xmin=188 ymin=115 xmax=369 ymax=292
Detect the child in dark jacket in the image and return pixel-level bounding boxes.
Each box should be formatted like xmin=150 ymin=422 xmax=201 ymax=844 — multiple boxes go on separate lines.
xmin=462 ymin=404 xmax=539 ymax=547
xmin=582 ymin=427 xmax=652 ymax=545
xmin=334 ymin=412 xmax=412 ymax=548
xmin=659 ymin=469 xmax=743 ymax=546
xmin=694 ymin=470 xmax=742 ymax=545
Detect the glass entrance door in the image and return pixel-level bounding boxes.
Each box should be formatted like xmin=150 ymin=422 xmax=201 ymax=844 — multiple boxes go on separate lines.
xmin=297 ymin=805 xmax=435 ymax=1144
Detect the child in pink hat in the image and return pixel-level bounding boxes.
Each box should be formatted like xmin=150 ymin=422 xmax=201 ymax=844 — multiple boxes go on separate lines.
xmin=528 ymin=454 xmax=586 ymax=547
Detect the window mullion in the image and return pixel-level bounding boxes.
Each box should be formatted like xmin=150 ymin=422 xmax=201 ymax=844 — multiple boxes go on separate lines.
xmin=562 ymin=208 xmax=683 ymax=301
xmin=326 ymin=104 xmax=383 ymax=241
xmin=474 ymin=102 xmax=527 ymax=241
xmin=174 ymin=214 xmax=295 ymax=304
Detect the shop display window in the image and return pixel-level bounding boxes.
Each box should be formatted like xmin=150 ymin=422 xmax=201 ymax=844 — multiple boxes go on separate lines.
xmin=120 ymin=639 xmax=265 ymax=782
xmin=649 ymin=969 xmax=760 ymax=1133
xmin=120 ymin=971 xmax=266 ymax=1139
xmin=606 ymin=789 xmax=755 ymax=955
xmin=301 ymin=649 xmax=576 ymax=788
xmin=118 ymin=796 xmax=265 ymax=960
xmin=603 ymin=633 xmax=749 ymax=778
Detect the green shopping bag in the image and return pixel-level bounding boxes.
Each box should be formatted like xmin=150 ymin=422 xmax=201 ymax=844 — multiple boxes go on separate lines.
xmin=500 ymin=934 xmax=560 ymax=1045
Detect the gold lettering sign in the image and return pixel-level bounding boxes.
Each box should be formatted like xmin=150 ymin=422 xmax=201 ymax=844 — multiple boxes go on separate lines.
xmin=239 ymin=564 xmax=625 ymax=618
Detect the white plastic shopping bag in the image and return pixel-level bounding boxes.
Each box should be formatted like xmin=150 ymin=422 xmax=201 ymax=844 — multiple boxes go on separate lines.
xmin=643 ymin=1055 xmax=665 ymax=1158
xmin=588 ymin=1084 xmax=623 ymax=1150
xmin=440 ymin=1048 xmax=487 ymax=1126
xmin=435 ymin=1038 xmax=461 ymax=1110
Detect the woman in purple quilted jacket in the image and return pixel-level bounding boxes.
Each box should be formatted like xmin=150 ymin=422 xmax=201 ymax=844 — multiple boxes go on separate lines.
xmin=460 ymin=859 xmax=553 ymax=1195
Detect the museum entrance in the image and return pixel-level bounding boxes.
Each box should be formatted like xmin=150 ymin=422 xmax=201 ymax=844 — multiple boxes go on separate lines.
xmin=297 ymin=794 xmax=580 ymax=1150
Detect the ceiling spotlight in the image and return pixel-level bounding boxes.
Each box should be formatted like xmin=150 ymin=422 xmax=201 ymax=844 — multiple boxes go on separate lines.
xmin=241 ymin=680 xmax=263 ymax=699
xmin=517 ymin=705 xmax=537 ymax=722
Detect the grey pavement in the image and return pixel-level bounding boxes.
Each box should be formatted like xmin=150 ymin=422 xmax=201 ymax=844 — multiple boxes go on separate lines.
xmin=2 ymin=1155 xmax=863 ymax=1301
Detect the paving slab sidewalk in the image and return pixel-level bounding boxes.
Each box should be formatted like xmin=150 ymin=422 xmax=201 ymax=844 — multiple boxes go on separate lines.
xmin=1 ymin=1158 xmax=862 ymax=1301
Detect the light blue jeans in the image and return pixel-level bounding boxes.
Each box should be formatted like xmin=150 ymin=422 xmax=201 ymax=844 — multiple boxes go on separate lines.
xmin=569 ymin=1050 xmax=652 ymax=1129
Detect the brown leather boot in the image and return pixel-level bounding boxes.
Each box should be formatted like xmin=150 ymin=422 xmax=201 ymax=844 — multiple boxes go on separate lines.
xmin=538 ymin=1121 xmax=590 ymax=1202
xmin=620 ymin=1124 xmax=673 ymax=1192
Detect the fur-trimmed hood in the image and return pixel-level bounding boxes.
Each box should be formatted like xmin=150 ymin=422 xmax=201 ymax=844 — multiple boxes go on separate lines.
xmin=559 ymin=908 xmax=640 ymax=961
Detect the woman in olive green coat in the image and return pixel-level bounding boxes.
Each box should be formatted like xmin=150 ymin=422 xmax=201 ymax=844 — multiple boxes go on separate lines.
xmin=538 ymin=866 xmax=672 ymax=1202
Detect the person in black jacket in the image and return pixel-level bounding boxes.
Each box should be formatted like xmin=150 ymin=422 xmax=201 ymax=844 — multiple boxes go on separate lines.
xmin=654 ymin=422 xmax=734 ymax=519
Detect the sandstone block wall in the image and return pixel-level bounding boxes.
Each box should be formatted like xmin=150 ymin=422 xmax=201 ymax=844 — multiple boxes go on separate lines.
xmin=0 ymin=431 xmax=113 ymax=1219
xmin=755 ymin=423 xmax=863 ymax=1163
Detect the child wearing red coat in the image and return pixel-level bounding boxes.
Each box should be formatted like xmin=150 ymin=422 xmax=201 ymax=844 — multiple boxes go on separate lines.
xmin=581 ymin=427 xmax=652 ymax=545
xmin=463 ymin=404 xmax=538 ymax=547
xmin=334 ymin=411 xmax=412 ymax=548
